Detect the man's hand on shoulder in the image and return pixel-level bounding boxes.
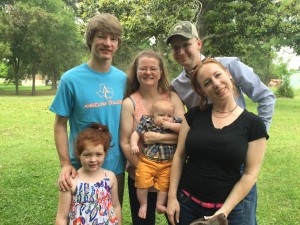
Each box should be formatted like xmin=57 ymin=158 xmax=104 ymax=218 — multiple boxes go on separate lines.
xmin=58 ymin=164 xmax=77 ymax=192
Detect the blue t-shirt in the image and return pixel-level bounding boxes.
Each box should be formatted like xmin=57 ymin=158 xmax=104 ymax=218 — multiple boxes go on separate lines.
xmin=49 ymin=63 xmax=127 ymax=175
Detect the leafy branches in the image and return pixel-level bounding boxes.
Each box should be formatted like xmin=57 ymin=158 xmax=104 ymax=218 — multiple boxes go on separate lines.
xmin=0 ymin=0 xmax=85 ymax=94
xmin=1 ymin=0 xmax=299 ymax=93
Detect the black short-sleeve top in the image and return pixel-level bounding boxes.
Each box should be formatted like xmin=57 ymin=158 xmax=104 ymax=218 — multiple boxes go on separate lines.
xmin=179 ymin=105 xmax=269 ymax=203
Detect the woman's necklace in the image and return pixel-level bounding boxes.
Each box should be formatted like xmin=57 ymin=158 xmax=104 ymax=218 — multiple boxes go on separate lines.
xmin=212 ymin=104 xmax=238 ymax=118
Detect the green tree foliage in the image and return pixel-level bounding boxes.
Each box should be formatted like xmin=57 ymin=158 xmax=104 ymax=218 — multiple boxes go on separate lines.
xmin=0 ymin=61 xmax=9 ymax=78
xmin=63 ymin=0 xmax=201 ymax=76
xmin=66 ymin=0 xmax=299 ymax=82
xmin=195 ymin=0 xmax=299 ymax=83
xmin=276 ymin=77 xmax=295 ymax=98
xmin=1 ymin=0 xmax=298 ymax=90
xmin=274 ymin=0 xmax=300 ymax=54
xmin=0 ymin=0 xmax=86 ymax=94
xmin=272 ymin=56 xmax=294 ymax=98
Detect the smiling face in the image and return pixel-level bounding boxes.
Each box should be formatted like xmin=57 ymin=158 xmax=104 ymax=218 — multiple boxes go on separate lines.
xmin=79 ymin=142 xmax=106 ymax=172
xmin=170 ymin=36 xmax=202 ymax=71
xmin=90 ymin=31 xmax=119 ymax=63
xmin=196 ymin=62 xmax=233 ymax=103
xmin=136 ymin=57 xmax=162 ymax=87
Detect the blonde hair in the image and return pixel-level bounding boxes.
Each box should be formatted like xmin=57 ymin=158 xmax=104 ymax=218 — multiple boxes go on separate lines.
xmin=152 ymin=99 xmax=175 ymax=114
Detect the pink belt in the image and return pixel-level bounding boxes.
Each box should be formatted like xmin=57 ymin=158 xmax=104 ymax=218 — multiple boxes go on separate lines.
xmin=182 ymin=189 xmax=223 ymax=209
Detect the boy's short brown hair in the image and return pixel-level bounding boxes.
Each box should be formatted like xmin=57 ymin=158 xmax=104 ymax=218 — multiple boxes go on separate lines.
xmin=85 ymin=13 xmax=122 ymax=51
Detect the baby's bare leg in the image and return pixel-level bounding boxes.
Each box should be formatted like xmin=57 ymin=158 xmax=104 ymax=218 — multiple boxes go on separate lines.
xmin=137 ymin=188 xmax=148 ymax=219
xmin=156 ymin=191 xmax=167 ymax=214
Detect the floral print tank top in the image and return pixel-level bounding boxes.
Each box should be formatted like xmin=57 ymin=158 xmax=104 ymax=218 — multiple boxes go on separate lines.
xmin=68 ymin=173 xmax=118 ymax=225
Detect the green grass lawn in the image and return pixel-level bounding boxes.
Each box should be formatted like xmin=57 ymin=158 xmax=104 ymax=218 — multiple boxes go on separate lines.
xmin=0 ymin=85 xmax=299 ymax=224
xmin=0 ymin=83 xmax=57 ymax=96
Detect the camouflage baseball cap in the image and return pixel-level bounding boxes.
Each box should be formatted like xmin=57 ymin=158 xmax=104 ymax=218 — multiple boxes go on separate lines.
xmin=166 ymin=21 xmax=199 ymax=44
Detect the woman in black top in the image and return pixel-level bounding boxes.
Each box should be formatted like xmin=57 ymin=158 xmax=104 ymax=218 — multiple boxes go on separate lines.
xmin=166 ymin=58 xmax=269 ymax=225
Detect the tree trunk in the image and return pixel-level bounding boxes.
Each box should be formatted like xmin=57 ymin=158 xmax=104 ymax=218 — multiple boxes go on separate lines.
xmin=15 ymin=72 xmax=19 ymax=95
xmin=13 ymin=57 xmax=20 ymax=95
xmin=32 ymin=74 xmax=36 ymax=96
xmin=31 ymin=63 xmax=36 ymax=96
xmin=52 ymin=64 xmax=58 ymax=90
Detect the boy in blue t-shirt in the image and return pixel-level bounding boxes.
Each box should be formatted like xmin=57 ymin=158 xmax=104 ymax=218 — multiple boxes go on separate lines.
xmin=49 ymin=13 xmax=127 ymax=205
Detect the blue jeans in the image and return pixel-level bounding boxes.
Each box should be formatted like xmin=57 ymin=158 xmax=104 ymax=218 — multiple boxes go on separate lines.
xmin=243 ymin=184 xmax=257 ymax=225
xmin=241 ymin=163 xmax=258 ymax=225
xmin=177 ymin=189 xmax=245 ymax=225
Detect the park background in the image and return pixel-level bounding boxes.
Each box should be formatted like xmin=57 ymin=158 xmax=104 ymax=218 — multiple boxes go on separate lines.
xmin=1 ymin=0 xmax=300 ymax=224
xmin=1 ymin=85 xmax=299 ymax=225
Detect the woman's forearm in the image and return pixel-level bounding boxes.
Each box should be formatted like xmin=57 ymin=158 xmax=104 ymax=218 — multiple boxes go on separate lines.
xmin=143 ymin=132 xmax=178 ymax=145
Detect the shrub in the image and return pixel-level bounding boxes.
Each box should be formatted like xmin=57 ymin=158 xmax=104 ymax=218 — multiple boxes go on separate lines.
xmin=276 ymin=77 xmax=294 ymax=98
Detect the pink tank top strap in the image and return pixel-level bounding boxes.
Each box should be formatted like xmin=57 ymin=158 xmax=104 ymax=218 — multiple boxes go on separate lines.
xmin=130 ymin=91 xmax=145 ymax=129
xmin=130 ymin=91 xmax=171 ymax=129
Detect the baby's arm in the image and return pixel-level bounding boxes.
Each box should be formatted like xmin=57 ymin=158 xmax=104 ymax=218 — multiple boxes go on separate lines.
xmin=55 ymin=177 xmax=76 ymax=225
xmin=161 ymin=121 xmax=181 ymax=133
xmin=130 ymin=130 xmax=141 ymax=154
xmin=108 ymin=171 xmax=122 ymax=225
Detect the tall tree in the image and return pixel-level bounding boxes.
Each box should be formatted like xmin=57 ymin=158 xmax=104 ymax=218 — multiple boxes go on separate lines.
xmin=2 ymin=0 xmax=298 ymax=90
xmin=71 ymin=0 xmax=299 ymax=82
xmin=69 ymin=0 xmax=200 ymax=74
xmin=0 ymin=0 xmax=85 ymax=94
xmin=0 ymin=3 xmax=29 ymax=94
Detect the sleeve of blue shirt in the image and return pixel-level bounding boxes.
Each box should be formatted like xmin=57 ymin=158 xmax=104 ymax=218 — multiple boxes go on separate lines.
xmin=49 ymin=78 xmax=74 ymax=117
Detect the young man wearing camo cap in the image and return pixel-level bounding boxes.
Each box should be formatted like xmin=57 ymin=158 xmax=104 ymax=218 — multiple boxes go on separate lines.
xmin=166 ymin=21 xmax=275 ymax=225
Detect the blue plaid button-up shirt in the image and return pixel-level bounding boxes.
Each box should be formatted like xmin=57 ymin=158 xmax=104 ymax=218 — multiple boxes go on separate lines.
xmin=136 ymin=115 xmax=182 ymax=161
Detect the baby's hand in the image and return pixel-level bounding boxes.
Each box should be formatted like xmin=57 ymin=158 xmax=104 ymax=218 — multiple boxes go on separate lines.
xmin=161 ymin=121 xmax=172 ymax=130
xmin=131 ymin=146 xmax=139 ymax=154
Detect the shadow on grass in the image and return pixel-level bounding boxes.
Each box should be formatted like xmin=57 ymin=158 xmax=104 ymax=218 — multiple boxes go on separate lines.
xmin=0 ymin=84 xmax=57 ymax=96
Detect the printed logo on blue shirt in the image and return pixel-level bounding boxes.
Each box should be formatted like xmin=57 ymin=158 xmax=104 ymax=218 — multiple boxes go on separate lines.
xmin=84 ymin=84 xmax=122 ymax=108
xmin=97 ymin=84 xmax=114 ymax=101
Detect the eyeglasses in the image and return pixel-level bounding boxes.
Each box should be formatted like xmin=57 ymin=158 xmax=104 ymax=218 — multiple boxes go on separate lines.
xmin=138 ymin=67 xmax=160 ymax=73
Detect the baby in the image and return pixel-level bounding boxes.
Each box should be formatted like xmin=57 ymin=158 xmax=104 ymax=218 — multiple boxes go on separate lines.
xmin=130 ymin=99 xmax=182 ymax=219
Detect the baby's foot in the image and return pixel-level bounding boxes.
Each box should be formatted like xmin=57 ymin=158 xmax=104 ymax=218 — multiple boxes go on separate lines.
xmin=156 ymin=204 xmax=167 ymax=214
xmin=138 ymin=204 xmax=147 ymax=219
